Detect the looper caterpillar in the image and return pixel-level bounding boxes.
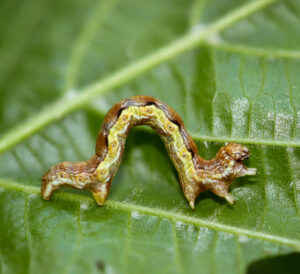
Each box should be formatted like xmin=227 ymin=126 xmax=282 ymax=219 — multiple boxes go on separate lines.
xmin=41 ymin=96 xmax=256 ymax=209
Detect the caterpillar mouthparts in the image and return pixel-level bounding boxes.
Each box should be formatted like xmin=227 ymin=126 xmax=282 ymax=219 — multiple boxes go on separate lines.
xmin=41 ymin=96 xmax=256 ymax=209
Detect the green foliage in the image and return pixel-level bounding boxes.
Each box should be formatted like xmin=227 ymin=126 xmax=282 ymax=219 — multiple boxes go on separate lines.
xmin=0 ymin=0 xmax=299 ymax=273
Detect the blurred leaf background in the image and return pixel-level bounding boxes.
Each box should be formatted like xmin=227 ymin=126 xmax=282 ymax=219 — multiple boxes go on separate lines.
xmin=0 ymin=0 xmax=300 ymax=273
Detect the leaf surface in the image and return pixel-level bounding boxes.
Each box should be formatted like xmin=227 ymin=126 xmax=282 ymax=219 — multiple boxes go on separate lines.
xmin=0 ymin=0 xmax=299 ymax=273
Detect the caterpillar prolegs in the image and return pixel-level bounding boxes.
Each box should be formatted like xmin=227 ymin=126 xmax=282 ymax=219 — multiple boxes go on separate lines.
xmin=41 ymin=96 xmax=257 ymax=209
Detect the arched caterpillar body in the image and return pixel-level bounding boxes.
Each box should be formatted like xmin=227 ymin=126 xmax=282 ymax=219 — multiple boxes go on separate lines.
xmin=41 ymin=96 xmax=256 ymax=209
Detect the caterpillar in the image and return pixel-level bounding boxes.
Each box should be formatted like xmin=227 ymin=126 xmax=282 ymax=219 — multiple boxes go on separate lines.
xmin=41 ymin=96 xmax=256 ymax=209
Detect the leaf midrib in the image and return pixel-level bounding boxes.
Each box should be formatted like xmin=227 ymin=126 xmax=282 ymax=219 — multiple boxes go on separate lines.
xmin=1 ymin=178 xmax=299 ymax=249
xmin=0 ymin=0 xmax=279 ymax=154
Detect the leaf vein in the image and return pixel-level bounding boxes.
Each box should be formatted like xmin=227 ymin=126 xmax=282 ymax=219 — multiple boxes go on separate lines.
xmin=172 ymin=222 xmax=184 ymax=274
xmin=235 ymin=235 xmax=244 ymax=274
xmin=285 ymin=60 xmax=297 ymax=139
xmin=0 ymin=0 xmax=279 ymax=154
xmin=205 ymin=41 xmax=300 ymax=59
xmin=0 ymin=178 xmax=299 ymax=249
xmin=122 ymin=212 xmax=132 ymax=272
xmin=286 ymin=147 xmax=299 ymax=218
xmin=87 ymin=104 xmax=300 ymax=147
xmin=63 ymin=0 xmax=119 ymax=91
xmin=62 ymin=204 xmax=83 ymax=274
xmin=24 ymin=195 xmax=33 ymax=274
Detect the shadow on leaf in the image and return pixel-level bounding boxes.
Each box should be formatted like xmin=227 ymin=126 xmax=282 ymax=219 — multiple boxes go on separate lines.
xmin=247 ymin=252 xmax=300 ymax=274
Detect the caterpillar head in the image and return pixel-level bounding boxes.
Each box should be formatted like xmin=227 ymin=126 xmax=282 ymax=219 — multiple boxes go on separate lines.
xmin=223 ymin=143 xmax=257 ymax=177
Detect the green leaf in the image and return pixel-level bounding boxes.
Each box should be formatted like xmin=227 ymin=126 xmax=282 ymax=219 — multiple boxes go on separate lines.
xmin=0 ymin=0 xmax=299 ymax=273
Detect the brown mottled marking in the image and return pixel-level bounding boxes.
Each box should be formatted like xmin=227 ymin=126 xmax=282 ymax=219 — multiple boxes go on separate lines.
xmin=41 ymin=96 xmax=256 ymax=209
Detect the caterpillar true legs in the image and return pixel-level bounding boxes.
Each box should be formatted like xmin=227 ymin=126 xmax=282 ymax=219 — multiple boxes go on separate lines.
xmin=41 ymin=96 xmax=256 ymax=209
